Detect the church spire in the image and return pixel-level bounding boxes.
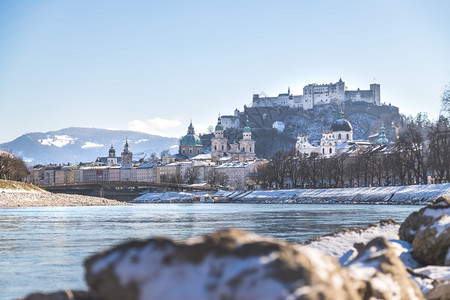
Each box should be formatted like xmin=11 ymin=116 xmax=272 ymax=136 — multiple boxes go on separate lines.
xmin=187 ymin=120 xmax=195 ymax=134
xmin=215 ymin=114 xmax=223 ymax=132
xmin=377 ymin=123 xmax=388 ymax=145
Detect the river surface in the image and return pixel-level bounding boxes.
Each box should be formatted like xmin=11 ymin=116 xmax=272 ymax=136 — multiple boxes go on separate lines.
xmin=0 ymin=203 xmax=420 ymax=299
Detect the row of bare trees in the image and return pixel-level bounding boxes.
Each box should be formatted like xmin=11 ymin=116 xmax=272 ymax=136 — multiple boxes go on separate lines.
xmin=0 ymin=153 xmax=28 ymax=181
xmin=254 ymin=115 xmax=450 ymax=189
xmin=160 ymin=167 xmax=229 ymax=188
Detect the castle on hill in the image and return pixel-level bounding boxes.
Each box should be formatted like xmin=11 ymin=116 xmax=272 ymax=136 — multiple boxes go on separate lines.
xmin=252 ymin=78 xmax=381 ymax=110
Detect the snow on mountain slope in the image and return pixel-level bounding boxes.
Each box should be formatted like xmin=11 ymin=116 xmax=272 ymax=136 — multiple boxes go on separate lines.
xmin=38 ymin=135 xmax=78 ymax=147
xmin=0 ymin=127 xmax=179 ymax=164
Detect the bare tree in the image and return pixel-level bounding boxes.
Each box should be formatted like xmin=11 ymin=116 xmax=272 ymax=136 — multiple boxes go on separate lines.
xmin=441 ymin=83 xmax=450 ymax=118
xmin=207 ymin=169 xmax=228 ymax=188
xmin=270 ymin=150 xmax=289 ymax=189
xmin=285 ymin=150 xmax=301 ymax=188
xmin=0 ymin=153 xmax=28 ymax=181
xmin=428 ymin=116 xmax=450 ymax=182
xmin=160 ymin=149 xmax=170 ymax=158
xmin=184 ymin=166 xmax=200 ymax=184
xmin=149 ymin=152 xmax=158 ymax=162
xmin=252 ymin=163 xmax=272 ymax=189
xmin=396 ymin=114 xmax=430 ymax=184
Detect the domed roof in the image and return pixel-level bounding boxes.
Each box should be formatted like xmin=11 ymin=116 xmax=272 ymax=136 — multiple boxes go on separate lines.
xmin=180 ymin=134 xmax=203 ymax=146
xmin=243 ymin=119 xmax=252 ymax=133
xmin=331 ymin=111 xmax=352 ymax=132
xmin=180 ymin=121 xmax=203 ymax=146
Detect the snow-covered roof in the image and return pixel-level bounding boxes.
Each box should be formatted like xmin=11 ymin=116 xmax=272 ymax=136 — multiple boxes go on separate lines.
xmin=215 ymin=161 xmax=257 ymax=169
xmin=137 ymin=162 xmax=157 ymax=169
xmin=192 ymin=153 xmax=212 ymax=160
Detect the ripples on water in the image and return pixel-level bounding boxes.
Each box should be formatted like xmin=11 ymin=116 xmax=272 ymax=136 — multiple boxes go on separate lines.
xmin=0 ymin=203 xmax=420 ymax=299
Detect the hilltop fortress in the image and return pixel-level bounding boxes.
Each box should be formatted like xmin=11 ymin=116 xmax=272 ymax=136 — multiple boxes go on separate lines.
xmin=251 ymin=78 xmax=381 ymax=110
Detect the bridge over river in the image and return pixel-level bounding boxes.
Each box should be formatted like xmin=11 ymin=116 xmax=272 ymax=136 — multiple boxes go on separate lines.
xmin=38 ymin=181 xmax=217 ymax=201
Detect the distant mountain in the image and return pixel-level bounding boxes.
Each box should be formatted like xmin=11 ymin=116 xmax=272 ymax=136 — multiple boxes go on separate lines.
xmin=0 ymin=127 xmax=179 ymax=165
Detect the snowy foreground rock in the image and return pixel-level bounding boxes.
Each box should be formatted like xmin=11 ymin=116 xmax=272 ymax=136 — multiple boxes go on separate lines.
xmin=23 ymin=197 xmax=450 ymax=300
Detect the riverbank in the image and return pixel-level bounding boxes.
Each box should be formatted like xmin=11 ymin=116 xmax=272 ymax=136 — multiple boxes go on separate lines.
xmin=132 ymin=183 xmax=450 ymax=204
xmin=0 ymin=191 xmax=126 ymax=207
xmin=0 ymin=179 xmax=126 ymax=207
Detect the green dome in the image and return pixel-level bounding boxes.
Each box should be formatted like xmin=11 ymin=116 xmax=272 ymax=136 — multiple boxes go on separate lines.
xmin=180 ymin=134 xmax=203 ymax=146
xmin=243 ymin=119 xmax=251 ymax=133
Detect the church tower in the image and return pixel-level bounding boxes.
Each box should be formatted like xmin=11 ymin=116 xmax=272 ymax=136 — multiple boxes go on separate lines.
xmin=239 ymin=119 xmax=256 ymax=161
xmin=121 ymin=139 xmax=133 ymax=167
xmin=211 ymin=116 xmax=228 ymax=159
xmin=107 ymin=144 xmax=118 ymax=166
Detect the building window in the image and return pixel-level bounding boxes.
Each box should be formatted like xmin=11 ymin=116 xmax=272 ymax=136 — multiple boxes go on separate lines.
xmin=322 ymin=148 xmax=325 ymax=154
xmin=338 ymin=133 xmax=341 ymax=139
xmin=190 ymin=149 xmax=192 ymax=154
xmin=347 ymin=133 xmax=349 ymax=139
xmin=249 ymin=147 xmax=252 ymax=152
xmin=221 ymin=145 xmax=224 ymax=151
xmin=329 ymin=148 xmax=332 ymax=154
xmin=214 ymin=145 xmax=217 ymax=150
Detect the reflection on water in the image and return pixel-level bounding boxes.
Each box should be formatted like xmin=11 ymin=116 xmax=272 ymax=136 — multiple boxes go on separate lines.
xmin=0 ymin=203 xmax=420 ymax=299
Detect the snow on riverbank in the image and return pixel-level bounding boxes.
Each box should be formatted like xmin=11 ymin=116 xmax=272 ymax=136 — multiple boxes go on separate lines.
xmin=132 ymin=183 xmax=450 ymax=204
xmin=130 ymin=191 xmax=207 ymax=203
xmin=302 ymin=220 xmax=402 ymax=263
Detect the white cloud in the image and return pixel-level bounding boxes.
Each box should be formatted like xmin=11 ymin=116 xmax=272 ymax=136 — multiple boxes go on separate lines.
xmin=128 ymin=118 xmax=183 ymax=136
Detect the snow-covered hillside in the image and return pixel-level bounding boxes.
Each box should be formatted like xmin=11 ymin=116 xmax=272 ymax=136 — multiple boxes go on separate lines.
xmin=0 ymin=127 xmax=179 ymax=164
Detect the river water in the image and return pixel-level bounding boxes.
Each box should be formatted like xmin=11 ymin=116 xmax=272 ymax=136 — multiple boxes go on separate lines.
xmin=0 ymin=203 xmax=420 ymax=299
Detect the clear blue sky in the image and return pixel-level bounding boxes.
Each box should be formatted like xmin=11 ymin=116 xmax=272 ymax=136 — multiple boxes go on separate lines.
xmin=1 ymin=0 xmax=449 ymax=143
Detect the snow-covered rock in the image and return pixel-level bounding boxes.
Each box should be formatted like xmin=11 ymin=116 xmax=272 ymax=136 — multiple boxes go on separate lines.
xmin=412 ymin=215 xmax=450 ymax=267
xmin=399 ymin=196 xmax=450 ymax=243
xmin=84 ymin=229 xmax=362 ymax=300
xmin=346 ymin=237 xmax=424 ymax=300
xmin=398 ymin=196 xmax=450 ymax=266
